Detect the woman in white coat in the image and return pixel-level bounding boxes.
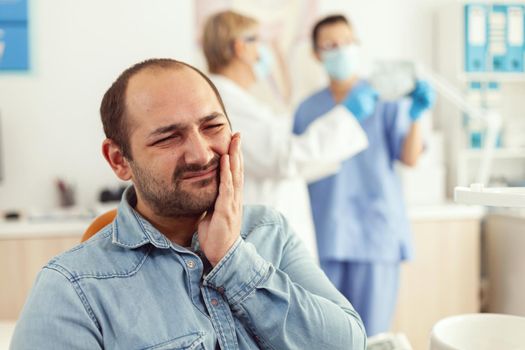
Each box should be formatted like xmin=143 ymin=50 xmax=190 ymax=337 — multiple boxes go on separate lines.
xmin=202 ymin=11 xmax=368 ymax=259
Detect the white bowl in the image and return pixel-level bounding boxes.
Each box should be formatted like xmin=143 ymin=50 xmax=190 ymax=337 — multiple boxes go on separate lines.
xmin=430 ymin=313 xmax=525 ymax=350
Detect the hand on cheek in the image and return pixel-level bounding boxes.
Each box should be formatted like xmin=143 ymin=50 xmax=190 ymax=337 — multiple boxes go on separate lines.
xmin=198 ymin=133 xmax=243 ymax=266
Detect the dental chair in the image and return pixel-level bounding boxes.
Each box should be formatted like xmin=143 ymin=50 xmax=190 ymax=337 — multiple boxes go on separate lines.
xmin=81 ymin=209 xmax=117 ymax=242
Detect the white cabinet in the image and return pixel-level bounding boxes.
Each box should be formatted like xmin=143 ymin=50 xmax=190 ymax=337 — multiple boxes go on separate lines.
xmin=484 ymin=213 xmax=525 ymax=316
xmin=0 ymin=221 xmax=85 ymax=320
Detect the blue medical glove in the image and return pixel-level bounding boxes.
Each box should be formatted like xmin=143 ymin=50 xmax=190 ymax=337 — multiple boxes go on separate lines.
xmin=409 ymin=80 xmax=435 ymax=121
xmin=342 ymin=84 xmax=379 ymax=122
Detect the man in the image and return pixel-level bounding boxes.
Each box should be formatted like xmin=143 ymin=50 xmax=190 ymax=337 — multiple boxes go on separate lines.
xmin=11 ymin=59 xmax=366 ymax=349
xmin=293 ymin=15 xmax=435 ymax=336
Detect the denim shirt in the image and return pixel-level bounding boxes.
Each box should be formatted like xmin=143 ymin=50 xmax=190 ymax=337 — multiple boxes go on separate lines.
xmin=11 ymin=187 xmax=366 ymax=350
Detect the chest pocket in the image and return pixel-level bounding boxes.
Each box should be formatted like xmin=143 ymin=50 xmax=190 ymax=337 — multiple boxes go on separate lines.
xmin=142 ymin=332 xmax=206 ymax=350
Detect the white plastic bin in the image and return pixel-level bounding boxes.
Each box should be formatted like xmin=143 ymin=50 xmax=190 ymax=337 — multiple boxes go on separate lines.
xmin=430 ymin=313 xmax=525 ymax=350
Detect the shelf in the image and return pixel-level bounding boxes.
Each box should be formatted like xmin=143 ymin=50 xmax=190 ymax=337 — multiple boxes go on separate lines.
xmin=458 ymin=72 xmax=525 ymax=83
xmin=455 ymin=186 xmax=525 ymax=207
xmin=460 ymin=148 xmax=525 ymax=159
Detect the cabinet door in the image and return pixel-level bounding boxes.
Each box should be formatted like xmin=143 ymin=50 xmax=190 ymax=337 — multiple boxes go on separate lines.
xmin=391 ymin=219 xmax=481 ymax=350
xmin=0 ymin=237 xmax=79 ymax=320
xmin=485 ymin=214 xmax=525 ymax=316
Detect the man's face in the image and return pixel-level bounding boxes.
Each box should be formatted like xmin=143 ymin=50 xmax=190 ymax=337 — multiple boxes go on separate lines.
xmin=315 ymin=22 xmax=354 ymax=55
xmin=124 ymin=67 xmax=231 ymax=217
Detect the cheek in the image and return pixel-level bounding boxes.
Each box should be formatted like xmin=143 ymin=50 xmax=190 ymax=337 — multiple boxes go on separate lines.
xmin=215 ymin=132 xmax=232 ymax=155
xmin=139 ymin=151 xmax=180 ymax=177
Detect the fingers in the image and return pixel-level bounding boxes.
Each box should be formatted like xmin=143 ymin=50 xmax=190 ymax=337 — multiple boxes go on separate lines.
xmin=218 ymin=154 xmax=233 ymax=201
xmin=239 ymin=139 xmax=244 ymax=179
xmin=228 ymin=132 xmax=240 ymax=172
xmin=229 ymin=133 xmax=242 ymax=187
xmin=216 ymin=133 xmax=243 ymax=215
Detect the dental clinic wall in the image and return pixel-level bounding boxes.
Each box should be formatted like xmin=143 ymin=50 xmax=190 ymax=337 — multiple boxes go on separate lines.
xmin=0 ymin=0 xmax=451 ymax=211
xmin=0 ymin=0 xmax=194 ymax=211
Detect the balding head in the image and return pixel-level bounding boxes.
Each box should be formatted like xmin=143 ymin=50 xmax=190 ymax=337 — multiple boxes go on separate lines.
xmin=100 ymin=58 xmax=229 ymax=159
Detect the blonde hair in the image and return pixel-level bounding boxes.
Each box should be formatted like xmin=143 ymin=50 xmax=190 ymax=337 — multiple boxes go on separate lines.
xmin=202 ymin=10 xmax=258 ymax=73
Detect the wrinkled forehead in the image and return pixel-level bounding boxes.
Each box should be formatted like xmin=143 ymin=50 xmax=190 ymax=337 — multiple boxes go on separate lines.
xmin=124 ymin=66 xmax=224 ymax=128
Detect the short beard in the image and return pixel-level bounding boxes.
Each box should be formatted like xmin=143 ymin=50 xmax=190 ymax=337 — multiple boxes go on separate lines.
xmin=130 ymin=155 xmax=220 ymax=218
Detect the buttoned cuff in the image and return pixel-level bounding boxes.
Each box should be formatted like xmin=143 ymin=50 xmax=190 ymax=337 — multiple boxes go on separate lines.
xmin=203 ymin=237 xmax=270 ymax=306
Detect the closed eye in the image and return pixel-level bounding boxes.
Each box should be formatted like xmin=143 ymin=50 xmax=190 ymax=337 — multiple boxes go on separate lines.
xmin=152 ymin=134 xmax=180 ymax=145
xmin=204 ymin=123 xmax=224 ymax=130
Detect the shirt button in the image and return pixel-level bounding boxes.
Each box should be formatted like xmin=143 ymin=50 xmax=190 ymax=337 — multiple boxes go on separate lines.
xmin=217 ymin=286 xmax=225 ymax=294
xmin=211 ymin=298 xmax=219 ymax=306
xmin=186 ymin=260 xmax=196 ymax=269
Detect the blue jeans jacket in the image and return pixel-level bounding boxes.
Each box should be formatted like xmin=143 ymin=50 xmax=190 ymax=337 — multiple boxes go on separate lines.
xmin=11 ymin=187 xmax=366 ymax=349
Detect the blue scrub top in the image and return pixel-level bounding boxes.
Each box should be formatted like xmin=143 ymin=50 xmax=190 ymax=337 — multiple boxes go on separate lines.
xmin=293 ymin=82 xmax=414 ymax=263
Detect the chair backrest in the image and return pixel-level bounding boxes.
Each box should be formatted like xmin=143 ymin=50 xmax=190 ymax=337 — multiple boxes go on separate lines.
xmin=81 ymin=209 xmax=118 ymax=242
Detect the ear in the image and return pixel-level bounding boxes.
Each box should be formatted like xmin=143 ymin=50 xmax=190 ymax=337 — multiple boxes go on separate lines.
xmin=102 ymin=139 xmax=132 ymax=181
xmin=232 ymin=38 xmax=247 ymax=60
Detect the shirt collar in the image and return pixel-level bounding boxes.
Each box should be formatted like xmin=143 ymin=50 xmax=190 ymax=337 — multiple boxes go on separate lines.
xmin=111 ymin=186 xmax=171 ymax=249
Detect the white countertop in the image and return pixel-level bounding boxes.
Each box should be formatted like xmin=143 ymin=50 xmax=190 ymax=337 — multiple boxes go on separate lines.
xmin=0 ymin=204 xmax=118 ymax=240
xmin=0 ymin=219 xmax=91 ymax=240
xmin=0 ymin=202 xmax=487 ymax=240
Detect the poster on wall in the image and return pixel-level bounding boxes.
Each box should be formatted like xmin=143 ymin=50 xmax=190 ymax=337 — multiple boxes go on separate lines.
xmin=194 ymin=0 xmax=324 ymax=111
xmin=0 ymin=0 xmax=29 ymax=71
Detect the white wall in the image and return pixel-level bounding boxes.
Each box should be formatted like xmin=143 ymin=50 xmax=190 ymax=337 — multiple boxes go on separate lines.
xmin=319 ymin=0 xmax=453 ymax=70
xmin=0 ymin=0 xmax=454 ymax=211
xmin=0 ymin=0 xmax=194 ymax=210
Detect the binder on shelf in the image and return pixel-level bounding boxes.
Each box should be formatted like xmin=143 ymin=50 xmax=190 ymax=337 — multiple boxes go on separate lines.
xmin=489 ymin=5 xmax=508 ymax=72
xmin=506 ymin=5 xmax=524 ymax=72
xmin=465 ymin=4 xmax=489 ymax=72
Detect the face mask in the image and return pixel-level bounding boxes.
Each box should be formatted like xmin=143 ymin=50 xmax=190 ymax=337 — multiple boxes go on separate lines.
xmin=321 ymin=44 xmax=361 ymax=81
xmin=253 ymin=44 xmax=274 ymax=79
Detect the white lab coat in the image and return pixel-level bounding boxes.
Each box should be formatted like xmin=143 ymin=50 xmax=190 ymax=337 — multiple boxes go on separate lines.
xmin=210 ymin=75 xmax=368 ymax=260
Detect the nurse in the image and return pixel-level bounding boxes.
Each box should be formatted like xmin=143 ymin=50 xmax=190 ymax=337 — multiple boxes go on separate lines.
xmin=202 ymin=11 xmax=369 ymax=259
xmin=293 ymin=14 xmax=435 ymax=335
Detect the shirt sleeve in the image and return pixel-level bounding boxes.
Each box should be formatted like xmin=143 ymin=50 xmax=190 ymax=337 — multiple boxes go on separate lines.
xmin=10 ymin=267 xmax=103 ymax=350
xmin=383 ymin=98 xmax=412 ymax=162
xmin=292 ymin=100 xmax=311 ymax=135
xmin=238 ymin=102 xmax=367 ymax=182
xmin=203 ymin=214 xmax=367 ymax=350
xmin=290 ymin=105 xmax=368 ymax=182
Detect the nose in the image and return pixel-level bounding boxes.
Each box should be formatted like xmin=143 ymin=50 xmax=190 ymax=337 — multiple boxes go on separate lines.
xmin=183 ymin=130 xmax=214 ymax=166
